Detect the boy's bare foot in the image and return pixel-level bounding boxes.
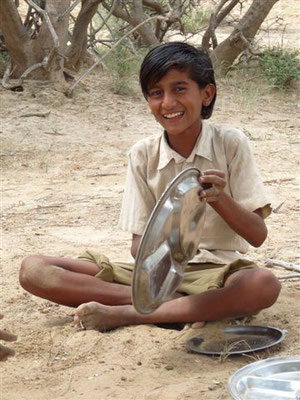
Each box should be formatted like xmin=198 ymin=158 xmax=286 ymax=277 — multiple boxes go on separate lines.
xmin=74 ymin=302 xmax=128 ymax=331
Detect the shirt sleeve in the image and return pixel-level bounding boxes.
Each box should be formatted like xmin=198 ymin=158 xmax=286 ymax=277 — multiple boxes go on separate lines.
xmin=225 ymin=129 xmax=272 ymax=219
xmin=118 ymin=143 xmax=156 ymax=235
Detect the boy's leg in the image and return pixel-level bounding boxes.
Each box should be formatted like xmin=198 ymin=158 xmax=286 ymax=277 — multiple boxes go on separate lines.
xmin=74 ymin=267 xmax=281 ymax=331
xmin=19 ymin=255 xmax=132 ymax=307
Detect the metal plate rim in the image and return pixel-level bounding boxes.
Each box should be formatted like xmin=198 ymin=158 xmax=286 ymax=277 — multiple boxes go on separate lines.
xmin=186 ymin=325 xmax=287 ymax=356
xmin=134 ymin=167 xmax=201 ymax=264
xmin=132 ymin=167 xmax=202 ymax=313
xmin=227 ymin=355 xmax=300 ymax=400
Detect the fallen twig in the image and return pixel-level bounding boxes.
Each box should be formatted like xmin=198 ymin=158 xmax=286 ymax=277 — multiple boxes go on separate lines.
xmin=264 ymin=178 xmax=294 ymax=184
xmin=60 ymin=372 xmax=73 ymax=396
xmin=86 ymin=173 xmax=117 ymax=178
xmin=20 ymin=111 xmax=51 ymax=118
xmin=278 ymin=274 xmax=300 ymax=280
xmin=36 ymin=204 xmax=65 ymax=210
xmin=272 ymin=201 xmax=285 ymax=213
xmin=265 ymin=258 xmax=300 ymax=273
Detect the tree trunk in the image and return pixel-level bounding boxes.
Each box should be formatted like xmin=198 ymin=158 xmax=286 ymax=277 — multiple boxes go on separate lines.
xmin=0 ymin=0 xmax=70 ymax=83
xmin=105 ymin=0 xmax=160 ymax=46
xmin=0 ymin=0 xmax=33 ymax=77
xmin=211 ymin=0 xmax=279 ymax=73
xmin=66 ymin=0 xmax=105 ymax=71
xmin=37 ymin=0 xmax=71 ymax=86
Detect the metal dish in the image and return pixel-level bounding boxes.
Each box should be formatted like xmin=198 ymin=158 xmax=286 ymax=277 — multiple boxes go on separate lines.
xmin=132 ymin=167 xmax=207 ymax=314
xmin=186 ymin=325 xmax=287 ymax=356
xmin=228 ymin=355 xmax=300 ymax=399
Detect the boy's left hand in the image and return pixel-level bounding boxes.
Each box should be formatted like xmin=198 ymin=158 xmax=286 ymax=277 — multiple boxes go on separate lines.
xmin=198 ymin=169 xmax=226 ymax=203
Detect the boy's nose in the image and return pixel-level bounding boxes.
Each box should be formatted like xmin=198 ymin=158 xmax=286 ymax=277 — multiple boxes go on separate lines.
xmin=161 ymin=92 xmax=176 ymax=109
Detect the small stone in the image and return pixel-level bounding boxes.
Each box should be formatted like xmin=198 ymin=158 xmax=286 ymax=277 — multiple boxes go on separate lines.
xmin=165 ymin=365 xmax=174 ymax=370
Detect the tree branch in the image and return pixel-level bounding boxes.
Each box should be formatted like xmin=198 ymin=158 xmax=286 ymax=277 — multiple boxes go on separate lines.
xmin=143 ymin=0 xmax=164 ymax=14
xmin=69 ymin=15 xmax=166 ymax=94
xmin=0 ymin=0 xmax=31 ymax=72
xmin=211 ymin=0 xmax=279 ymax=72
xmin=266 ymin=258 xmax=300 ymax=273
xmin=202 ymin=0 xmax=239 ymax=50
xmin=58 ymin=0 xmax=81 ymax=21
xmin=25 ymin=0 xmax=59 ymax=48
xmin=66 ymin=0 xmax=105 ymax=70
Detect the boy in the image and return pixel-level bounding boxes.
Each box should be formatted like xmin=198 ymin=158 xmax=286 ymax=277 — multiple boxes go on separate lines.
xmin=20 ymin=42 xmax=281 ymax=331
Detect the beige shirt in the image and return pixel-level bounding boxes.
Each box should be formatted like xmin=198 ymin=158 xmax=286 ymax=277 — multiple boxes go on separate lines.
xmin=119 ymin=121 xmax=271 ymax=264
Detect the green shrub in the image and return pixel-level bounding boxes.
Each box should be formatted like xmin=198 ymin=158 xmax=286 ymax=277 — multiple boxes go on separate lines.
xmin=259 ymin=47 xmax=300 ymax=89
xmin=182 ymin=8 xmax=210 ymax=34
xmin=103 ymin=41 xmax=142 ymax=95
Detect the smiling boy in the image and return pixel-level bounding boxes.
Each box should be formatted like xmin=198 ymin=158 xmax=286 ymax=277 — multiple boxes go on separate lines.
xmin=20 ymin=42 xmax=281 ymax=331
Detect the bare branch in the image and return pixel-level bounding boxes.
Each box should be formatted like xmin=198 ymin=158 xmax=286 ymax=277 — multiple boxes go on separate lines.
xmin=91 ymin=0 xmax=118 ymax=37
xmin=69 ymin=15 xmax=166 ymax=94
xmin=143 ymin=0 xmax=164 ymax=14
xmin=211 ymin=0 xmax=279 ymax=72
xmin=66 ymin=0 xmax=105 ymax=69
xmin=216 ymin=0 xmax=239 ymax=25
xmin=58 ymin=0 xmax=81 ymax=21
xmin=266 ymin=258 xmax=300 ymax=273
xmin=278 ymin=274 xmax=300 ymax=281
xmin=103 ymin=1 xmax=130 ymax=23
xmin=202 ymin=0 xmax=239 ymax=50
xmin=2 ymin=61 xmax=14 ymax=89
xmin=25 ymin=0 xmax=59 ymax=48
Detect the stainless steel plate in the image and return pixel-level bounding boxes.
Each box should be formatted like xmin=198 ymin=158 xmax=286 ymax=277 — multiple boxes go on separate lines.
xmin=228 ymin=355 xmax=300 ymax=399
xmin=132 ymin=167 xmax=207 ymax=314
xmin=186 ymin=325 xmax=287 ymax=356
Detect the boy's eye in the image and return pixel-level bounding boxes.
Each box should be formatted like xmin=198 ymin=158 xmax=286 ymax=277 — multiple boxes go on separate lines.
xmin=148 ymin=89 xmax=162 ymax=97
xmin=174 ymin=86 xmax=186 ymax=93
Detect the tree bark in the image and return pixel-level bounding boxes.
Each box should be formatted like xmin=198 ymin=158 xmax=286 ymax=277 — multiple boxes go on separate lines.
xmin=36 ymin=0 xmax=71 ymax=85
xmin=0 ymin=0 xmax=70 ymax=82
xmin=104 ymin=0 xmax=160 ymax=46
xmin=202 ymin=0 xmax=239 ymax=50
xmin=211 ymin=0 xmax=279 ymax=73
xmin=0 ymin=0 xmax=33 ymax=76
xmin=130 ymin=0 xmax=160 ymax=46
xmin=66 ymin=0 xmax=105 ymax=71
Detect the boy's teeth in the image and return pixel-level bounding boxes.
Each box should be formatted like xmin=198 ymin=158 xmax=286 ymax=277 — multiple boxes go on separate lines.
xmin=164 ymin=112 xmax=183 ymax=119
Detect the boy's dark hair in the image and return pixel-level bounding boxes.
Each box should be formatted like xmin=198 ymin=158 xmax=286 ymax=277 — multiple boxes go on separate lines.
xmin=139 ymin=41 xmax=217 ymax=119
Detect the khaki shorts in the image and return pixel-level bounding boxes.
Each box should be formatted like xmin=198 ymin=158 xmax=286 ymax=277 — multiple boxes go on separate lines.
xmin=79 ymin=250 xmax=258 ymax=295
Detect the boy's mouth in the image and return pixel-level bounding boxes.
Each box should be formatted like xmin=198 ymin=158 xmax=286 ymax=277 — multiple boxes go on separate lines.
xmin=163 ymin=112 xmax=184 ymax=120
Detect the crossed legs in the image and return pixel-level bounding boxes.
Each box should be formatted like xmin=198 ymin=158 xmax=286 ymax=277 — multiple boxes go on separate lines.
xmin=19 ymin=255 xmax=133 ymax=307
xmin=20 ymin=255 xmax=281 ymax=331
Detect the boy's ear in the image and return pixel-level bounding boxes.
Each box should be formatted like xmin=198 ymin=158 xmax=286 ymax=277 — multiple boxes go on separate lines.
xmin=202 ymin=84 xmax=216 ymax=106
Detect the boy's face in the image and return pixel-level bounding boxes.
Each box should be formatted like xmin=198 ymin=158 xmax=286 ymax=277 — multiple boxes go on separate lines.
xmin=147 ymin=69 xmax=215 ymax=139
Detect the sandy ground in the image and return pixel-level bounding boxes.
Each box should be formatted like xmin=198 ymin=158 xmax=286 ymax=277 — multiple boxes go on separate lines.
xmin=1 ymin=3 xmax=300 ymax=399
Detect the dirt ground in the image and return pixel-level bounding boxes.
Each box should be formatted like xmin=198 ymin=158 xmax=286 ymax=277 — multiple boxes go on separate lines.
xmin=1 ymin=3 xmax=300 ymax=399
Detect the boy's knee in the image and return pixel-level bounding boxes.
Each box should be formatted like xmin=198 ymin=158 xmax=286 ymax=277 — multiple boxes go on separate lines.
xmin=19 ymin=255 xmax=47 ymax=289
xmin=251 ymin=268 xmax=281 ymax=309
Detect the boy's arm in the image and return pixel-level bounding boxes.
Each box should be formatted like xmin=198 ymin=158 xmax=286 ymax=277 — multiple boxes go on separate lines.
xmin=199 ymin=169 xmax=268 ymax=247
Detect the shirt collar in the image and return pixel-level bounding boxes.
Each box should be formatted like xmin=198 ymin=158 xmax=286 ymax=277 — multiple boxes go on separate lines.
xmin=158 ymin=120 xmax=213 ymax=170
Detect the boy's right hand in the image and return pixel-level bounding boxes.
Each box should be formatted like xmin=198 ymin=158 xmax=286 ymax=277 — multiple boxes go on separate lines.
xmin=198 ymin=169 xmax=226 ymax=203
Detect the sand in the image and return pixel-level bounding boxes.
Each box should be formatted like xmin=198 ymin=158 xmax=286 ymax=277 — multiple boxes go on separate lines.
xmin=1 ymin=3 xmax=299 ymax=398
